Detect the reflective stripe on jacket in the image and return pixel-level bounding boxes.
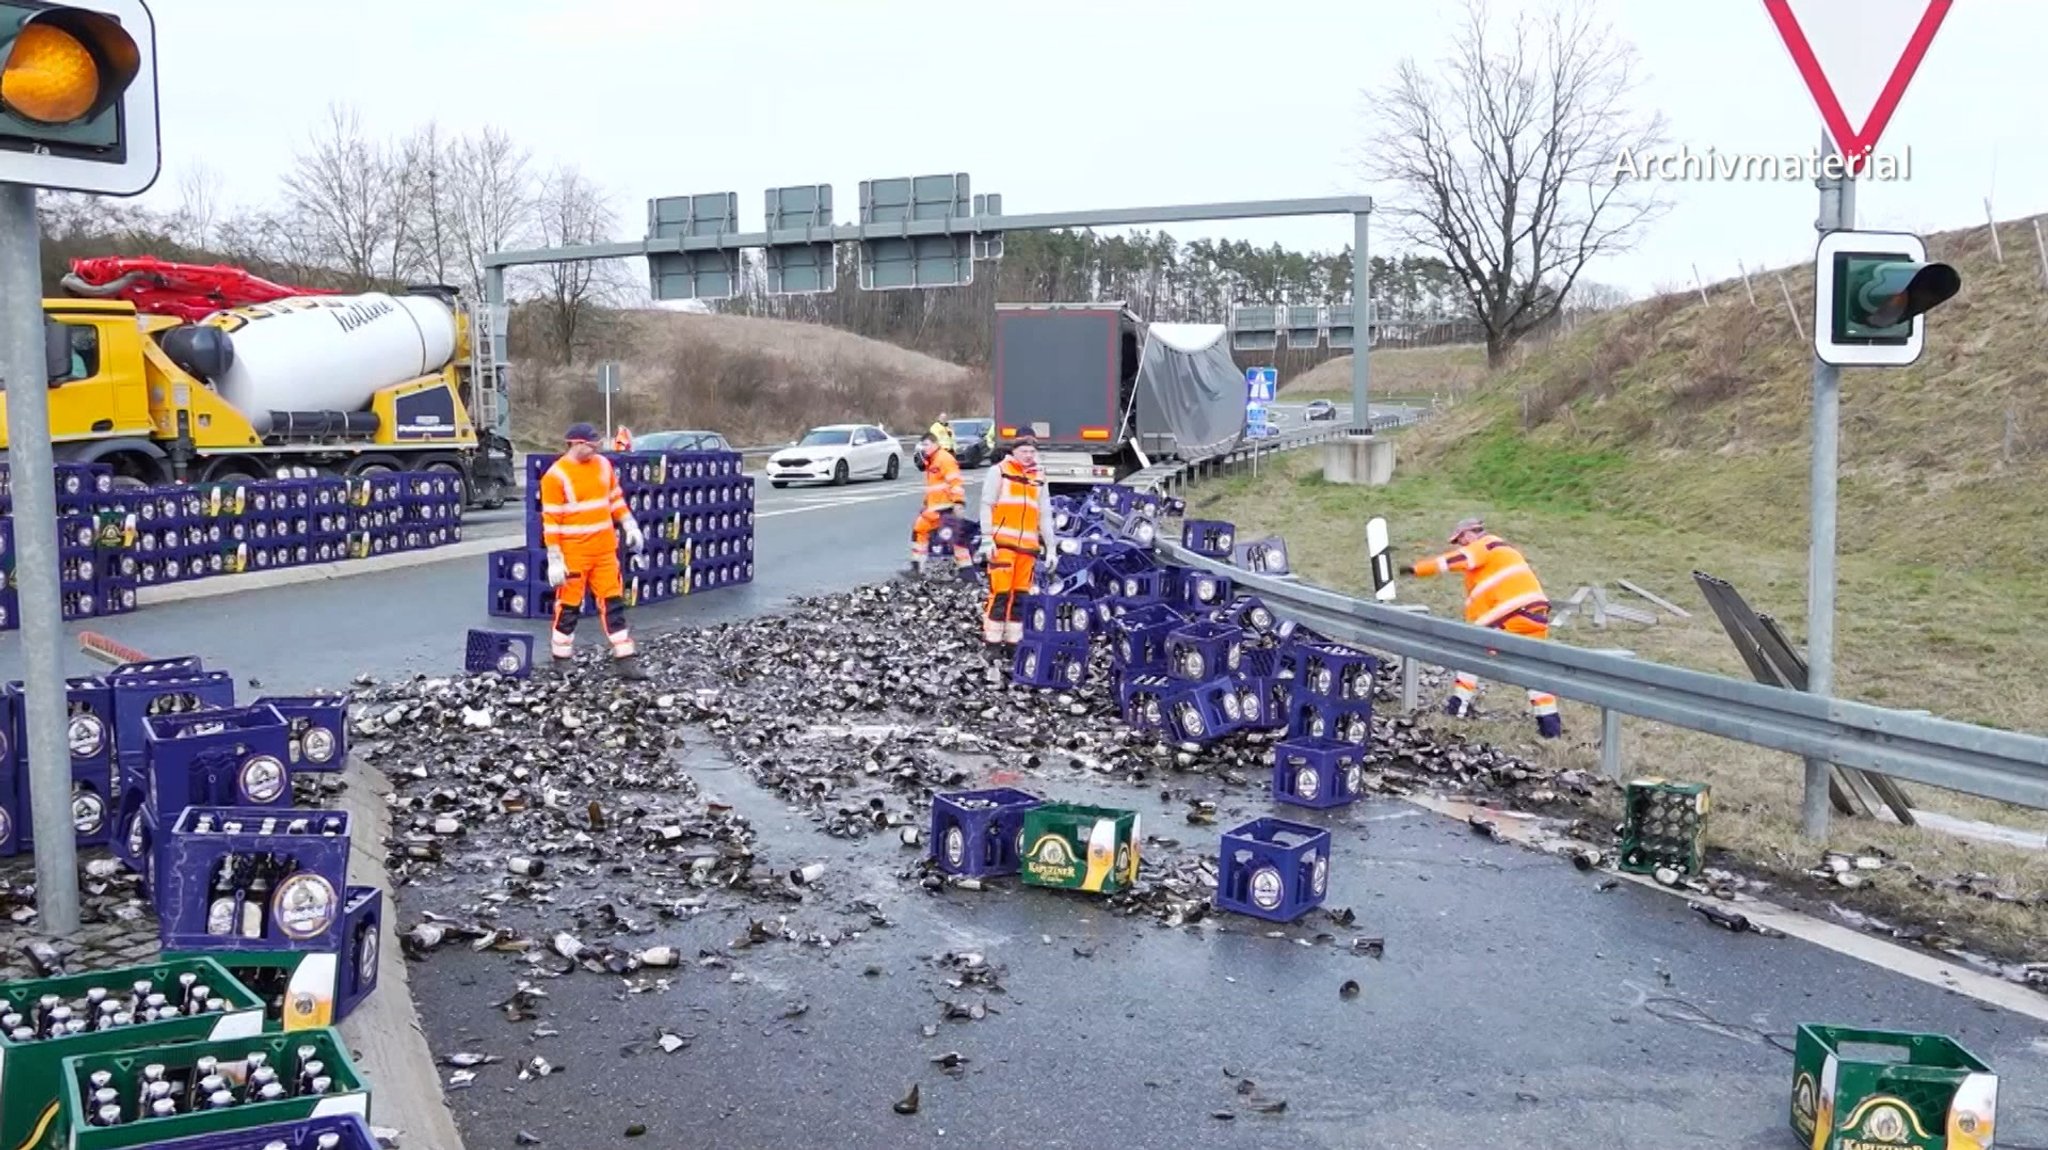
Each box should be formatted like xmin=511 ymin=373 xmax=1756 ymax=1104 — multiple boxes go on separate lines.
xmin=540 ymin=454 xmax=627 ymax=550
xmin=1413 ymin=532 xmax=1548 ymax=626
xmin=930 ymin=421 xmax=955 ymax=452
xmin=979 ymin=456 xmax=1054 ymax=555
xmin=923 ymin=447 xmax=965 ymax=510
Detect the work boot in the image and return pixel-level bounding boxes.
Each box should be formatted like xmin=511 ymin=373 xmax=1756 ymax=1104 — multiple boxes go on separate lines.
xmin=611 ymin=653 xmax=649 ymax=681
xmin=1536 ymin=714 xmax=1562 ymax=740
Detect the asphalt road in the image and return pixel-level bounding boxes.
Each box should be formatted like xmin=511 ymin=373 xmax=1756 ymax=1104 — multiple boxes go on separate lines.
xmin=5 ymin=446 xmax=2045 ymax=1148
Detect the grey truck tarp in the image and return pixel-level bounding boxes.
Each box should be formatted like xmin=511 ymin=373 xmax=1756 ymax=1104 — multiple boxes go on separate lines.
xmin=1134 ymin=322 xmax=1247 ymax=460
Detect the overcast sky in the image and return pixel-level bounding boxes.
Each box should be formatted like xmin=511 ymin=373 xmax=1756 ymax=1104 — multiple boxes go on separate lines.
xmin=132 ymin=0 xmax=2047 ymax=301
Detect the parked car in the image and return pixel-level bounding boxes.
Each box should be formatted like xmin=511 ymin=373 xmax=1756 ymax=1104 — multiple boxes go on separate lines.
xmin=949 ymin=418 xmax=996 ymax=468
xmin=1305 ymin=400 xmax=1338 ymax=421
xmin=767 ymin=423 xmax=902 ymax=488
xmin=633 ymin=429 xmax=735 ymax=453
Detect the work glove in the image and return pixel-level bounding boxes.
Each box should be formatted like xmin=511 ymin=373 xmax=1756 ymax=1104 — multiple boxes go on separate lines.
xmin=620 ymin=515 xmax=645 ymax=554
xmin=545 ymin=546 xmax=567 ymax=588
xmin=1041 ymin=552 xmax=1058 ymax=576
xmin=975 ymin=537 xmax=995 ymax=563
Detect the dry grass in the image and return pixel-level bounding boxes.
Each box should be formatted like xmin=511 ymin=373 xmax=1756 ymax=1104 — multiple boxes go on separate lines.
xmin=511 ymin=309 xmax=983 ymax=448
xmin=1281 ymin=344 xmax=1488 ymax=404
xmin=1194 ymin=214 xmax=2048 ymax=957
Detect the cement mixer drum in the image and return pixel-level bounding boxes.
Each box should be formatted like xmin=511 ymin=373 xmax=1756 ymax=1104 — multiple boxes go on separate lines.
xmin=202 ymin=293 xmax=458 ymax=434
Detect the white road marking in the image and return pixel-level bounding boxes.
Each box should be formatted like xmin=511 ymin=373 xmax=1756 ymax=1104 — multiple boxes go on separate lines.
xmin=757 ymin=489 xmax=923 ymax=519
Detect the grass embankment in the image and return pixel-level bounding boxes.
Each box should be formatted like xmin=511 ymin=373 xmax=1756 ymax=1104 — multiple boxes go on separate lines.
xmin=1199 ymin=215 xmax=2048 ymax=959
xmin=1281 ymin=344 xmax=1488 ymax=408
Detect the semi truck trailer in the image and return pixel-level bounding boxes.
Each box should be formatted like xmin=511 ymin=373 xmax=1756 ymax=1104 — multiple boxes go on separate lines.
xmin=991 ymin=302 xmax=1247 ymax=491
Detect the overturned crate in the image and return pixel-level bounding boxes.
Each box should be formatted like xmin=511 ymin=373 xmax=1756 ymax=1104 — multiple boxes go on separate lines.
xmin=1790 ymin=1024 xmax=1997 ymax=1150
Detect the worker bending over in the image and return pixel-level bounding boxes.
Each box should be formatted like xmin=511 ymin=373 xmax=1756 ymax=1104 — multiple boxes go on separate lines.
xmin=910 ymin=434 xmax=971 ymax=574
xmin=1407 ymin=517 xmax=1560 ymax=738
xmin=541 ymin=422 xmax=649 ymax=680
xmin=976 ymin=435 xmax=1058 ymax=649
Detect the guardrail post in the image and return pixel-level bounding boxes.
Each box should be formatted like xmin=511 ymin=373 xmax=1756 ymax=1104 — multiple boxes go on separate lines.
xmin=1400 ymin=653 xmax=1419 ymax=712
xmin=1591 ymin=649 xmax=1634 ymax=780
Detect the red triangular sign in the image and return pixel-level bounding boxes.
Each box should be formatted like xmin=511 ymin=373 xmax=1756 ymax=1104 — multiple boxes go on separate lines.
xmin=1763 ymin=0 xmax=1952 ymax=173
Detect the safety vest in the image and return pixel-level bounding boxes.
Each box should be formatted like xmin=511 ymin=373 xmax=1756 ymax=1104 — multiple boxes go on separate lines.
xmin=612 ymin=428 xmax=633 ymax=452
xmin=539 ymin=454 xmax=627 ymax=549
xmin=1415 ymin=532 xmax=1548 ymax=627
xmin=923 ymin=447 xmax=964 ymax=510
xmin=930 ymin=421 xmax=955 ymax=452
xmin=987 ymin=457 xmax=1043 ymax=554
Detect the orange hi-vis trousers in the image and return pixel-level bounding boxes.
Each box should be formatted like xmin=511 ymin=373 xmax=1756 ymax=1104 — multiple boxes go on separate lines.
xmin=912 ymin=509 xmax=971 ymax=568
xmin=551 ymin=549 xmax=635 ymax=659
xmin=1447 ymin=607 xmax=1560 ymax=734
xmin=982 ymin=547 xmax=1036 ymax=644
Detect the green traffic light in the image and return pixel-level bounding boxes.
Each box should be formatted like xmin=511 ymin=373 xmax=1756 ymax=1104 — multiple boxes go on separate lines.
xmin=1831 ymin=253 xmax=1962 ymax=345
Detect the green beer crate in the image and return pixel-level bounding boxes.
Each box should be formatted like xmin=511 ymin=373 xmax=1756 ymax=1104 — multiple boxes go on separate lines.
xmin=0 ymin=957 xmax=265 ymax=1150
xmin=57 ymin=1026 xmax=367 ymax=1149
xmin=1019 ymin=803 xmax=1141 ymax=894
xmin=1790 ymin=1024 xmax=1998 ymax=1150
xmin=1618 ymin=777 xmax=1710 ymax=876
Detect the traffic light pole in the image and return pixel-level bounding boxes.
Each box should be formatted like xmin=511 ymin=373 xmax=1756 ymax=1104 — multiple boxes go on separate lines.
xmin=0 ymin=182 xmax=82 ymax=931
xmin=1801 ymin=137 xmax=1856 ymax=841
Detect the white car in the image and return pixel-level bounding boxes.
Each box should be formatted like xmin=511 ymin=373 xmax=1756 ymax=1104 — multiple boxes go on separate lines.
xmin=767 ymin=423 xmax=903 ymax=488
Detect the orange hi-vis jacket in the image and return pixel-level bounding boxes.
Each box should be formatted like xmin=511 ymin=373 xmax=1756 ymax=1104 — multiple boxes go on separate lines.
xmin=612 ymin=428 xmax=633 ymax=451
xmin=922 ymin=447 xmax=965 ymax=511
xmin=983 ymin=456 xmax=1045 ymax=555
xmin=1413 ymin=532 xmax=1549 ymax=628
xmin=540 ymin=453 xmax=629 ymax=560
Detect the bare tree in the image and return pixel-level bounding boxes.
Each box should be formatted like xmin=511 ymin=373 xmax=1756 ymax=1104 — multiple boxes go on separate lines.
xmin=281 ymin=103 xmax=400 ymax=285
xmin=445 ymin=126 xmax=536 ymax=299
xmin=171 ymin=162 xmax=222 ymax=249
xmin=1363 ymin=0 xmax=1669 ymax=367
xmin=397 ymin=121 xmax=456 ymax=285
xmin=528 ymin=163 xmax=627 ymax=363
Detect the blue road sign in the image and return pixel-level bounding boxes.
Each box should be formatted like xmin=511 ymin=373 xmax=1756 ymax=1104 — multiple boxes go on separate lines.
xmin=1247 ymin=402 xmax=1271 ymax=436
xmin=1245 ymin=366 xmax=1277 ymax=402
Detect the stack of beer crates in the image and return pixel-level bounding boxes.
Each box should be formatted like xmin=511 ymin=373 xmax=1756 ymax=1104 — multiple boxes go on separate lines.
xmin=487 ymin=448 xmax=756 ymax=620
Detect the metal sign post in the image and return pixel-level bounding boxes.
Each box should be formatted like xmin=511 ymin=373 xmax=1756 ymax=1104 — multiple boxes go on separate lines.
xmin=0 ymin=183 xmax=82 ymax=933
xmin=1766 ymin=0 xmax=1954 ymax=839
xmin=598 ymin=361 xmax=621 ymax=434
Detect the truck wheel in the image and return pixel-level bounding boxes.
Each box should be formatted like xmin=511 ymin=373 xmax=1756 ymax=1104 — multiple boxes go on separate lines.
xmin=347 ymin=456 xmax=400 ymax=477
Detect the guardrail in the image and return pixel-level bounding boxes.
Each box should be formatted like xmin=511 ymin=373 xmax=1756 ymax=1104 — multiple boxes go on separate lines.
xmin=1125 ymin=415 xmax=2048 ymax=811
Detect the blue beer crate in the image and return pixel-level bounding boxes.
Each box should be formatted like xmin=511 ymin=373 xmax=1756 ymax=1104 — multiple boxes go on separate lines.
xmin=1180 ymin=518 xmax=1236 ymax=559
xmin=94 ymin=574 xmax=138 ymax=616
xmin=464 ymin=629 xmax=535 ymax=678
xmin=141 ymin=704 xmax=293 ymax=820
xmin=255 ymin=695 xmax=348 ymax=773
xmin=1162 ymin=677 xmax=1242 ymax=746
xmin=1229 ymin=677 xmax=1284 ymax=731
xmin=109 ymin=665 xmax=235 ymax=775
xmin=1231 ymin=535 xmax=1292 ymax=577
xmin=1289 ymin=692 xmax=1373 ymax=747
xmin=1215 ymin=817 xmax=1331 ymax=923
xmin=487 ymin=576 xmax=555 ymax=620
xmin=1019 ymin=592 xmax=1094 ymax=640
xmin=156 ymin=805 xmax=353 ymax=952
xmin=929 ymin=787 xmax=1043 ymax=878
xmin=1270 ymin=736 xmax=1367 ymax=810
xmin=1109 ymin=604 xmax=1184 ymax=674
xmin=1284 ymin=640 xmax=1380 ymax=703
xmin=1012 ymin=634 xmax=1090 ymax=689
xmin=1117 ymin=671 xmax=1176 ymax=734
xmin=138 ymin=1113 xmax=381 ymax=1150
xmin=4 ymin=677 xmax=117 ymax=849
xmin=1166 ymin=620 xmax=1245 ymax=682
xmin=1170 ymin=567 xmax=1234 ymax=612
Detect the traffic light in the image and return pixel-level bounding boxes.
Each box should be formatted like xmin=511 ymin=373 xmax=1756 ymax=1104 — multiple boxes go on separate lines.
xmin=0 ymin=0 xmax=157 ymax=196
xmin=1812 ymin=229 xmax=1961 ymax=367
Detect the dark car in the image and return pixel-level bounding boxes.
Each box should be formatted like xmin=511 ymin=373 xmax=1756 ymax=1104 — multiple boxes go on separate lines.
xmin=634 ymin=429 xmax=735 ymax=452
xmin=1305 ymin=400 xmax=1337 ymax=422
xmin=948 ymin=418 xmax=997 ymax=468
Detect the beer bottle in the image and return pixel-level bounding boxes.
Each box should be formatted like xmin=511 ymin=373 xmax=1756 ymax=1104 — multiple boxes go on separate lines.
xmin=241 ymin=856 xmax=270 ymax=939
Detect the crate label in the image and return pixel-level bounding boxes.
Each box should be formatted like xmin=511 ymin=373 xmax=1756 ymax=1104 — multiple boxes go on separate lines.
xmin=1815 ymin=1054 xmax=1839 ymax=1150
xmin=1836 ymin=1095 xmax=1930 ymax=1148
xmin=1947 ymin=1074 xmax=1997 ymax=1149
xmin=1023 ymin=831 xmax=1081 ymax=886
xmin=1792 ymin=1069 xmax=1819 ymax=1142
xmin=286 ymin=954 xmax=340 ymax=1030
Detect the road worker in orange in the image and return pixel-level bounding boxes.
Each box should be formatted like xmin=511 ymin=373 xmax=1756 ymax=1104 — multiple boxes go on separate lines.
xmin=910 ymin=433 xmax=970 ymax=575
xmin=542 ymin=422 xmax=648 ymax=680
xmin=1407 ymin=517 xmax=1561 ymax=738
xmin=612 ymin=425 xmax=634 ymax=452
xmin=975 ymin=435 xmax=1058 ymax=650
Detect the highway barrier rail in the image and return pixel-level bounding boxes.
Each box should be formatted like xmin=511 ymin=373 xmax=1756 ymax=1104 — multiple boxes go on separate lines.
xmin=1120 ymin=421 xmax=2048 ymax=811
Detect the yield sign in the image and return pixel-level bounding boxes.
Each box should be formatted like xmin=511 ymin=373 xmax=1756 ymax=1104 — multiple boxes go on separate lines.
xmin=1763 ymin=0 xmax=1952 ymax=173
